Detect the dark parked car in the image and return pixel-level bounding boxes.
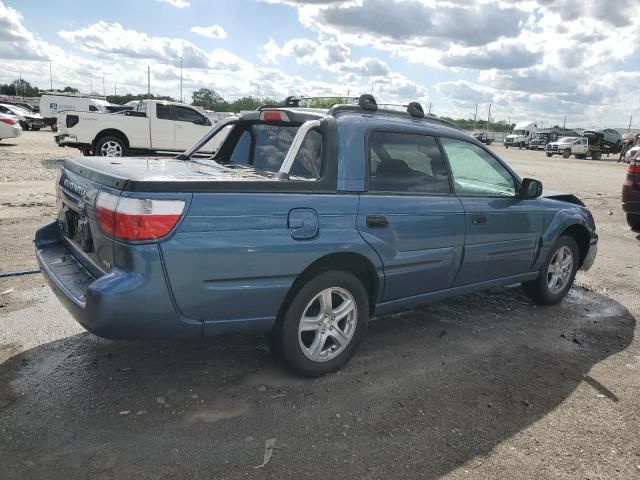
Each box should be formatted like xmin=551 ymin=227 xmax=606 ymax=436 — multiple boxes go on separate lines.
xmin=36 ymin=95 xmax=598 ymax=376
xmin=623 ymin=150 xmax=640 ymax=232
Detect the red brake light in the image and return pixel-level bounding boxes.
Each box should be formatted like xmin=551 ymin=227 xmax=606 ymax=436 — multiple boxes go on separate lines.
xmin=628 ymin=162 xmax=640 ymax=175
xmin=0 ymin=117 xmax=16 ymax=125
xmin=260 ymin=110 xmax=290 ymax=122
xmin=96 ymin=192 xmax=185 ymax=241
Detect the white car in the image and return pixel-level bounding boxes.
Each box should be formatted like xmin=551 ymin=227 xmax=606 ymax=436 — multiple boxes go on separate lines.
xmin=55 ymin=99 xmax=221 ymax=157
xmin=0 ymin=113 xmax=22 ymax=140
xmin=0 ymin=103 xmax=45 ymax=131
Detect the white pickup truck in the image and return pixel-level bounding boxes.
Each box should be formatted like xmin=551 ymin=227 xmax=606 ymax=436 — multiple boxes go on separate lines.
xmin=55 ymin=100 xmax=221 ymax=157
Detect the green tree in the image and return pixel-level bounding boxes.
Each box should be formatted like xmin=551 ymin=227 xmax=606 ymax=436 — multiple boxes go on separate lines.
xmin=60 ymin=86 xmax=79 ymax=93
xmin=192 ymin=88 xmax=226 ymax=110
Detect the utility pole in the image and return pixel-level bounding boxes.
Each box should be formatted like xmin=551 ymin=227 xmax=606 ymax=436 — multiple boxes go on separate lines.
xmin=487 ymin=104 xmax=492 ymax=129
xmin=18 ymin=73 xmax=22 ymax=98
xmin=102 ymin=75 xmax=105 ymax=97
xmin=114 ymin=83 xmax=117 ymax=96
xmin=473 ymin=103 xmax=478 ymax=131
xmin=180 ymin=56 xmax=183 ymax=103
xmin=629 ymin=115 xmax=633 ymax=133
xmin=90 ymin=78 xmax=93 ymax=94
xmin=49 ymin=60 xmax=53 ymax=91
xmin=147 ymin=66 xmax=151 ymax=99
xmin=428 ymin=101 xmax=432 ymax=115
xmin=563 ymin=115 xmax=566 ymax=129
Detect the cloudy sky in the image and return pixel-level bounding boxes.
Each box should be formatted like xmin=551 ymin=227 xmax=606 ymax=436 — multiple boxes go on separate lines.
xmin=1 ymin=0 xmax=639 ymax=128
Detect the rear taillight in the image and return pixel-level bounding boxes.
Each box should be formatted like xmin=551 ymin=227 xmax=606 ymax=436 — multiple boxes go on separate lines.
xmin=0 ymin=117 xmax=16 ymax=125
xmin=96 ymin=191 xmax=185 ymax=241
xmin=628 ymin=152 xmax=640 ymax=175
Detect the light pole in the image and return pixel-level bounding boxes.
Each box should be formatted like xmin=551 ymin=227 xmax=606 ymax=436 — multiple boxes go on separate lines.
xmin=180 ymin=56 xmax=183 ymax=103
xmin=49 ymin=60 xmax=53 ymax=91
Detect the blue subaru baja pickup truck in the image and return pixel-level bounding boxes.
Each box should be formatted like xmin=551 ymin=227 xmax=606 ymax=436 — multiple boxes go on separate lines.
xmin=36 ymin=95 xmax=597 ymax=376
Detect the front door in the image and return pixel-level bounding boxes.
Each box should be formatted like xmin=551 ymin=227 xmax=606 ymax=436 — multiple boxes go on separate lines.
xmin=438 ymin=137 xmax=543 ymax=286
xmin=357 ymin=131 xmax=465 ymax=301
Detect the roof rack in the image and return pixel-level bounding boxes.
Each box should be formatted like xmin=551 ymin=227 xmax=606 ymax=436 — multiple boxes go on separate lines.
xmin=258 ymin=94 xmax=461 ymax=130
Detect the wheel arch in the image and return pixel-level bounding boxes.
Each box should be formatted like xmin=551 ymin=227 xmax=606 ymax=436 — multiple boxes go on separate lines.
xmin=277 ymin=252 xmax=381 ymax=324
xmin=93 ymin=129 xmax=130 ymax=149
xmin=560 ymin=223 xmax=591 ymax=268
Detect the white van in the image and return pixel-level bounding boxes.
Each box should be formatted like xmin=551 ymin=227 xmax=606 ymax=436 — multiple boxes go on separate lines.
xmin=40 ymin=94 xmax=111 ymax=131
xmin=504 ymin=121 xmax=538 ymax=149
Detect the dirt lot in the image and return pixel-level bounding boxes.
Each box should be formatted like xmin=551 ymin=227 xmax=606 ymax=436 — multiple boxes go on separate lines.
xmin=1 ymin=131 xmax=639 ymax=479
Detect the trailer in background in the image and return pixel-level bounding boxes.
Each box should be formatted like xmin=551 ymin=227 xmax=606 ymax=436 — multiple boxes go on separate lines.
xmin=39 ymin=93 xmax=112 ymax=131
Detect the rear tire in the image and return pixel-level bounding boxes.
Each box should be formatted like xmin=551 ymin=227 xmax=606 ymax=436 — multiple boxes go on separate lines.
xmin=522 ymin=236 xmax=579 ymax=305
xmin=95 ymin=135 xmax=127 ymax=157
xmin=277 ymin=270 xmax=369 ymax=377
xmin=627 ymin=213 xmax=640 ymax=232
xmin=592 ymin=151 xmax=602 ymax=160
xmin=19 ymin=121 xmax=30 ymax=131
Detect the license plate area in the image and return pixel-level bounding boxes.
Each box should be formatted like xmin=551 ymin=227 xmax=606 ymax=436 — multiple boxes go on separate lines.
xmin=59 ymin=205 xmax=94 ymax=253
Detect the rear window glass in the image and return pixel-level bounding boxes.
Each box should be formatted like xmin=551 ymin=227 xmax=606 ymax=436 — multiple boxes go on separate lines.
xmin=226 ymin=123 xmax=323 ymax=179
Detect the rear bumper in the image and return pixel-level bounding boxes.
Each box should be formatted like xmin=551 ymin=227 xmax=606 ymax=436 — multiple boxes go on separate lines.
xmin=55 ymin=134 xmax=78 ymax=147
xmin=2 ymin=125 xmax=21 ymax=138
xmin=35 ymin=221 xmax=202 ymax=339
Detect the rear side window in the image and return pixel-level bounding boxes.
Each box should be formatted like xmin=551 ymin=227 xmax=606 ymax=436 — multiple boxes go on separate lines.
xmin=368 ymin=131 xmax=450 ymax=194
xmin=89 ymin=105 xmax=98 ymax=112
xmin=156 ymin=104 xmax=171 ymax=120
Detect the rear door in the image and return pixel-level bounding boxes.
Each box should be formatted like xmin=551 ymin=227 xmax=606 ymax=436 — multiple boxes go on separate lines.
xmin=439 ymin=137 xmax=543 ymax=286
xmin=174 ymin=105 xmax=210 ymax=151
xmin=357 ymin=131 xmax=465 ymax=301
xmin=151 ymin=103 xmax=174 ymax=150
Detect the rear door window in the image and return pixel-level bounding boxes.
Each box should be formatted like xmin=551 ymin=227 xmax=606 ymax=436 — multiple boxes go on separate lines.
xmin=156 ymin=104 xmax=172 ymax=120
xmin=368 ymin=131 xmax=451 ymax=194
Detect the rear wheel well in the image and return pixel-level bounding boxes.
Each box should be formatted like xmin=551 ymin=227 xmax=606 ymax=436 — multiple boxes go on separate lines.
xmin=277 ymin=253 xmax=380 ymax=324
xmin=93 ymin=129 xmax=129 ymax=149
xmin=561 ymin=224 xmax=591 ymax=267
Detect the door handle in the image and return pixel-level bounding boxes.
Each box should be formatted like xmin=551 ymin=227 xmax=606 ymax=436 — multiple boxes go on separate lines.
xmin=366 ymin=215 xmax=389 ymax=229
xmin=471 ymin=214 xmax=487 ymax=225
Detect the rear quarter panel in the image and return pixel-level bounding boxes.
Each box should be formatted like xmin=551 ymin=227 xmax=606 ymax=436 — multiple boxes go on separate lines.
xmin=160 ymin=192 xmax=382 ymax=333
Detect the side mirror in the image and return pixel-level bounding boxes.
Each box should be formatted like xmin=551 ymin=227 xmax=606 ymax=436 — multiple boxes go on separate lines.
xmin=520 ymin=178 xmax=543 ymax=199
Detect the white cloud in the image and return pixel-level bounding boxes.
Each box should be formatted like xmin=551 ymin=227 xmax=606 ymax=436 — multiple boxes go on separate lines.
xmin=157 ymin=0 xmax=190 ymax=7
xmin=190 ymin=24 xmax=227 ymax=39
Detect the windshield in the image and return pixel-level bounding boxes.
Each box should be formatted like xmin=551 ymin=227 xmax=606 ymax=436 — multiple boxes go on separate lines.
xmin=559 ymin=137 xmax=575 ymax=143
xmin=512 ymin=129 xmax=525 ymax=135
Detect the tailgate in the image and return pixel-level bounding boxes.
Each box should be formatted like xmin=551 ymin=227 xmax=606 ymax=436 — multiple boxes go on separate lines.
xmin=57 ymin=166 xmax=117 ymax=275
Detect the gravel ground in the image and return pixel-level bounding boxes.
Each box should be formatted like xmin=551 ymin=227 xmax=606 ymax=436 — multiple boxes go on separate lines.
xmin=0 ymin=131 xmax=639 ymax=479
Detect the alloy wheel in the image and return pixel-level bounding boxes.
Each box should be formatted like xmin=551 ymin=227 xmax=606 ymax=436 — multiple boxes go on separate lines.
xmin=547 ymin=245 xmax=574 ymax=294
xmin=298 ymin=287 xmax=358 ymax=363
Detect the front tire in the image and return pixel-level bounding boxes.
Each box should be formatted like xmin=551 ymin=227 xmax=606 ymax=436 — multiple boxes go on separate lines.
xmin=277 ymin=270 xmax=369 ymax=377
xmin=522 ymin=236 xmax=579 ymax=305
xmin=546 ymin=152 xmax=552 ymax=157
xmin=95 ymin=135 xmax=127 ymax=157
xmin=563 ymin=149 xmax=571 ymax=158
